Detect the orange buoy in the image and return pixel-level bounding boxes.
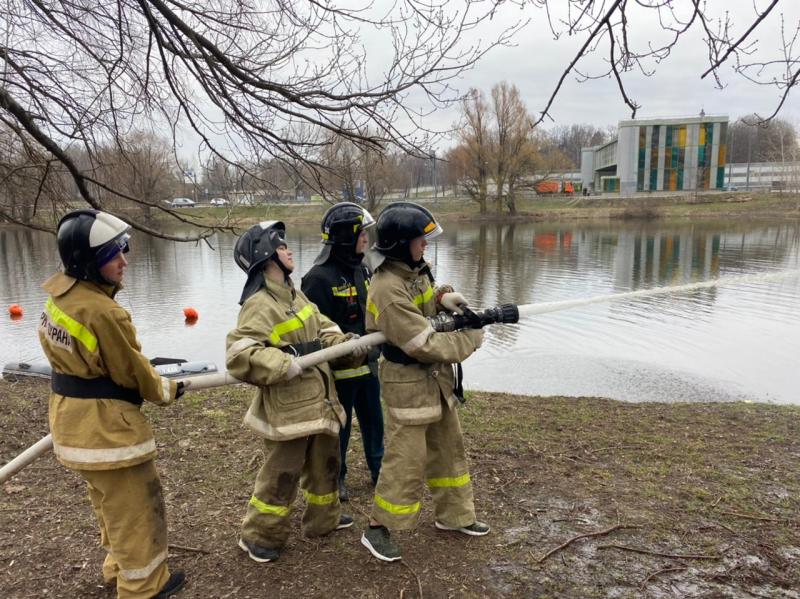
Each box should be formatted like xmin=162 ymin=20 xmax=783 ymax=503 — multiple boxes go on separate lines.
xmin=183 ymin=307 xmax=199 ymax=321
xmin=8 ymin=304 xmax=23 ymax=317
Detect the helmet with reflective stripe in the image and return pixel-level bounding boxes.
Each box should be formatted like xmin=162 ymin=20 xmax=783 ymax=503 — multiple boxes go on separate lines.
xmin=373 ymin=202 xmax=442 ymax=262
xmin=321 ymin=202 xmax=375 ymax=246
xmin=233 ymin=220 xmax=287 ymax=275
xmin=57 ymin=210 xmax=131 ymax=283
xmin=313 ymin=202 xmax=375 ymax=266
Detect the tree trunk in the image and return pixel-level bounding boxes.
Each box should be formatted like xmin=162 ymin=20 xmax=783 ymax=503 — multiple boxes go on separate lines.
xmin=506 ymin=193 xmax=516 ymax=214
xmin=493 ymin=176 xmax=505 ymax=213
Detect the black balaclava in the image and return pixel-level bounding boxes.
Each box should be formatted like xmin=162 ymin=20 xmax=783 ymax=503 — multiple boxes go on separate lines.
xmin=330 ymin=238 xmax=363 ymax=269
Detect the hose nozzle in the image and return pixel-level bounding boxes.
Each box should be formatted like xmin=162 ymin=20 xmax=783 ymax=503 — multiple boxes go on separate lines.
xmin=428 ymin=303 xmax=520 ymax=332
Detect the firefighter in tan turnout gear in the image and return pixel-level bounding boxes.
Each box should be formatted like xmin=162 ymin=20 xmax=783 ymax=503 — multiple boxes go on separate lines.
xmin=226 ymin=221 xmax=361 ymax=563
xmin=360 ymin=202 xmax=489 ymax=563
xmin=38 ymin=210 xmax=186 ymax=599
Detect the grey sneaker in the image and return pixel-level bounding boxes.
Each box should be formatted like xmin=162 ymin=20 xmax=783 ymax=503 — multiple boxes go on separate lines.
xmin=238 ymin=538 xmax=280 ymax=563
xmin=361 ymin=526 xmax=402 ymax=562
xmin=335 ymin=514 xmax=354 ymax=530
xmin=434 ymin=520 xmax=491 ymax=536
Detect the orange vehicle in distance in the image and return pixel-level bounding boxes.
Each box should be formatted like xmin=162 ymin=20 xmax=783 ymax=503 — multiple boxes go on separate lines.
xmin=534 ymin=180 xmax=574 ymax=195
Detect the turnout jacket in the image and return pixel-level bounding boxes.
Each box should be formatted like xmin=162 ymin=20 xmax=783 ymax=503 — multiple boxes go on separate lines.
xmin=38 ymin=273 xmax=177 ymax=471
xmin=301 ymin=257 xmax=376 ymax=380
xmin=226 ymin=274 xmax=348 ymax=441
xmin=366 ymin=260 xmax=480 ymax=425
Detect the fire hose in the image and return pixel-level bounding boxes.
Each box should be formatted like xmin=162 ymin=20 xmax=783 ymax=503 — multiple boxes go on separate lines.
xmin=0 ymin=304 xmax=518 ymax=484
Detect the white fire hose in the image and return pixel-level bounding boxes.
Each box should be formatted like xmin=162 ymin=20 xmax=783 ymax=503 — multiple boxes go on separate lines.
xmin=0 ymin=331 xmax=387 ymax=484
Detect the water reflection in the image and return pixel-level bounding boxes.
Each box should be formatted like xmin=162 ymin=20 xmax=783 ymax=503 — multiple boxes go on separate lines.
xmin=1 ymin=218 xmax=798 ymax=404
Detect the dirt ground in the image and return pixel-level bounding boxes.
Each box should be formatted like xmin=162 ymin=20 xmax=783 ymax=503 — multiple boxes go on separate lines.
xmin=1 ymin=379 xmax=799 ymax=599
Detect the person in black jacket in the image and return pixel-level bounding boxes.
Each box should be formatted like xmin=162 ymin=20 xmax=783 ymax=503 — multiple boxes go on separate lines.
xmin=301 ymin=203 xmax=384 ymax=502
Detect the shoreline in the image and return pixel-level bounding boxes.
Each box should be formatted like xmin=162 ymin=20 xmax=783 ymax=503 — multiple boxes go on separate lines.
xmin=2 ymin=380 xmax=798 ymax=598
xmin=3 ymin=192 xmax=799 ymax=232
xmin=204 ymin=191 xmax=800 ymax=228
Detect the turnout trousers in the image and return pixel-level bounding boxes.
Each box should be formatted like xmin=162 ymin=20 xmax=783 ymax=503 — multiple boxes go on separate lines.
xmin=370 ymin=400 xmax=476 ymax=530
xmin=242 ymin=433 xmax=342 ymax=549
xmin=336 ymin=373 xmax=384 ymax=485
xmin=79 ymin=460 xmax=171 ymax=599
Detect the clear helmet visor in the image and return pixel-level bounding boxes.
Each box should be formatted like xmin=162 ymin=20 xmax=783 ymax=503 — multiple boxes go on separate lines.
xmin=423 ymin=221 xmax=443 ymax=240
xmin=360 ymin=209 xmax=376 ymax=230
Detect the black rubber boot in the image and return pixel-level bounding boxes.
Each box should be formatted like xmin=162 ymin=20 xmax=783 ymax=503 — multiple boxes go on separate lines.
xmin=153 ymin=571 xmax=186 ymax=598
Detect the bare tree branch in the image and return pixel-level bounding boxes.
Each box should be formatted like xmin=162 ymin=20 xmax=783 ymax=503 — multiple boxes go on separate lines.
xmin=533 ymin=1 xmax=798 ymax=127
xmin=1 ymin=0 xmax=525 ymax=236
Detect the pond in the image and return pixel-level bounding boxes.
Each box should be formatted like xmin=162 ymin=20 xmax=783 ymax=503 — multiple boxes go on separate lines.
xmin=1 ymin=218 xmax=799 ymax=404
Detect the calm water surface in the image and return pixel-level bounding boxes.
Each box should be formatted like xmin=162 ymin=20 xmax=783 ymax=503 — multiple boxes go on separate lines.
xmin=1 ymin=219 xmax=798 ymax=404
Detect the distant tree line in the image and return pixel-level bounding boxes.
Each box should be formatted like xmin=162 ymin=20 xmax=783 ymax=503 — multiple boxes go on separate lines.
xmin=727 ymin=117 xmax=799 ymax=164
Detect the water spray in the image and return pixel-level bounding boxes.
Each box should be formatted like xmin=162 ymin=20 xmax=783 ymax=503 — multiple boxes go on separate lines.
xmin=516 ymin=269 xmax=799 ymax=318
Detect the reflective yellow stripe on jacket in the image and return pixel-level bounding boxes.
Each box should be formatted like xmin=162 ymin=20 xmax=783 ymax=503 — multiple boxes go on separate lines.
xmin=375 ymin=493 xmax=421 ymax=515
xmin=268 ymin=304 xmax=315 ymax=345
xmin=331 ymin=285 xmax=358 ymax=298
xmin=45 ymin=297 xmax=98 ymax=352
xmin=333 ymin=365 xmax=371 ymax=380
xmin=412 ymin=286 xmax=434 ymax=306
xmin=367 ymin=299 xmax=379 ymax=321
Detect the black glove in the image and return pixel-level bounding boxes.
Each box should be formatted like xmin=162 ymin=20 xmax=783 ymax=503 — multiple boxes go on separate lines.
xmin=175 ymin=381 xmax=186 ymax=399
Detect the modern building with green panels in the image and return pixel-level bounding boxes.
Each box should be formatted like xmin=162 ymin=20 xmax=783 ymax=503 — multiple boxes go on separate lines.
xmin=580 ymin=115 xmax=729 ymax=195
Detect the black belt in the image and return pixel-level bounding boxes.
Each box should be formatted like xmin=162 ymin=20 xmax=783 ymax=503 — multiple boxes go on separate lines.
xmin=51 ymin=372 xmax=143 ymax=406
xmin=381 ymin=344 xmax=421 ymax=365
xmin=279 ymin=339 xmax=323 ymax=357
xmin=382 ymin=345 xmax=466 ymax=404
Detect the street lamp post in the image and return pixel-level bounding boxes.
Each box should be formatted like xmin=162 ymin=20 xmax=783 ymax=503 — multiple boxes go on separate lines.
xmin=431 ymin=149 xmax=438 ymax=205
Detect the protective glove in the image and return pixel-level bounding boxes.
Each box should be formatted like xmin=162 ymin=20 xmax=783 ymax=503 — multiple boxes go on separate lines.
xmin=283 ymin=357 xmax=303 ymax=381
xmin=344 ymin=332 xmax=369 ymax=357
xmin=440 ymin=292 xmax=468 ymax=315
xmin=174 ymin=380 xmax=188 ymax=399
xmin=463 ymin=328 xmax=484 ymax=350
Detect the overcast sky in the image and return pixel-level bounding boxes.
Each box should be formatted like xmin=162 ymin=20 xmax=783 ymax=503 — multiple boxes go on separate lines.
xmin=176 ymin=1 xmax=800 ymax=164
xmin=409 ymin=0 xmax=800 ymax=140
